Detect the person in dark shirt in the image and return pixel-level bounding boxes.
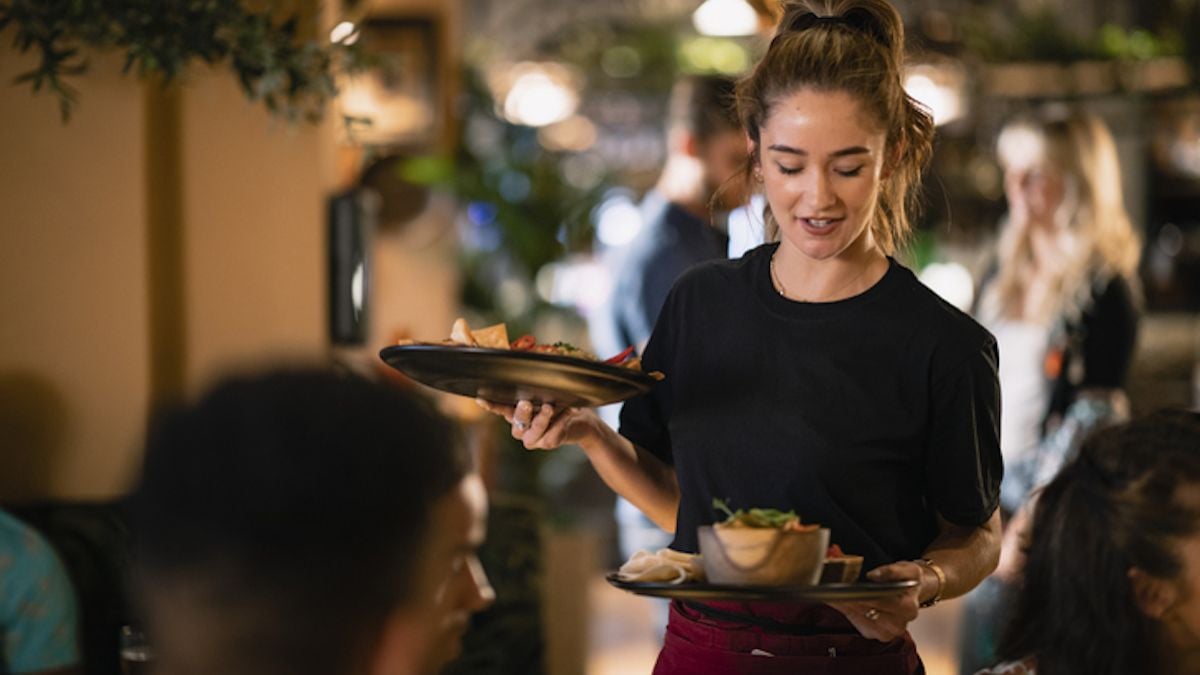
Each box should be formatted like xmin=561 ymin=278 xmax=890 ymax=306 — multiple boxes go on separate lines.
xmin=975 ymin=109 xmax=1141 ymax=514
xmin=481 ymin=1 xmax=1002 ymax=672
xmin=593 ymin=74 xmax=747 ymax=358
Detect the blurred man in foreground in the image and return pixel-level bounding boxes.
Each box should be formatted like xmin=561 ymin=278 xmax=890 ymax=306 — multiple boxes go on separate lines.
xmin=128 ymin=368 xmax=493 ymax=675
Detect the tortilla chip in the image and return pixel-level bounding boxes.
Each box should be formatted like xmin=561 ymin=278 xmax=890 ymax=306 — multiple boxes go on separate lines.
xmin=450 ymin=318 xmax=477 ymax=346
xmin=471 ymin=323 xmax=510 ymax=349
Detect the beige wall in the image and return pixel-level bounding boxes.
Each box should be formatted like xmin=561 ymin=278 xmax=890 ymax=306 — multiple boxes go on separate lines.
xmin=0 ymin=51 xmax=150 ymax=499
xmin=178 ymin=66 xmax=328 ymax=392
xmin=0 ymin=50 xmax=335 ymax=499
xmin=0 ymin=7 xmax=461 ymax=499
xmin=367 ymin=194 xmax=461 ymax=346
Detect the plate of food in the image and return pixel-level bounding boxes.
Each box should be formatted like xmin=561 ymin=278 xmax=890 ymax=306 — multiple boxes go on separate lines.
xmin=379 ymin=318 xmax=664 ymax=407
xmin=607 ymin=501 xmax=912 ymax=602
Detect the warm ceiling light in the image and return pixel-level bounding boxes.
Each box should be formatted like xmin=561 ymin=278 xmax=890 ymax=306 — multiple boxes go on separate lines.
xmin=329 ymin=21 xmax=359 ymax=45
xmin=904 ymin=62 xmax=967 ymax=127
xmin=692 ymin=0 xmax=759 ymax=37
xmin=500 ymin=63 xmax=579 ymax=128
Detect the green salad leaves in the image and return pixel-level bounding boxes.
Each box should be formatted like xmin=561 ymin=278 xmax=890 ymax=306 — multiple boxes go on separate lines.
xmin=712 ymin=498 xmax=811 ymax=530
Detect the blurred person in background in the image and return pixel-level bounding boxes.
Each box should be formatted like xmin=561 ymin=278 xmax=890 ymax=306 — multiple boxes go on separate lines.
xmin=978 ymin=409 xmax=1200 ymax=675
xmin=128 ymin=369 xmax=493 ymax=675
xmin=487 ymin=1 xmax=1003 ymax=671
xmin=589 ymin=73 xmax=747 ymax=590
xmin=0 ymin=508 xmax=82 ymax=675
xmin=960 ymin=109 xmax=1142 ymax=673
xmin=591 ymin=73 xmax=747 ymax=363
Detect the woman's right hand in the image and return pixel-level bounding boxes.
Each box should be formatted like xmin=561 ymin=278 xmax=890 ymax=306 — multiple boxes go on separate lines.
xmin=475 ymin=399 xmax=601 ymax=450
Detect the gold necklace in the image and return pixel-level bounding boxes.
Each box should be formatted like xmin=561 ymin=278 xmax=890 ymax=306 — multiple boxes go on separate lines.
xmin=770 ymin=253 xmax=882 ymax=302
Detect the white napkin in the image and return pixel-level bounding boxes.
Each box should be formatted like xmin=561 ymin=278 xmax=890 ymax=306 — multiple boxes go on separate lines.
xmin=617 ymin=548 xmax=705 ymax=584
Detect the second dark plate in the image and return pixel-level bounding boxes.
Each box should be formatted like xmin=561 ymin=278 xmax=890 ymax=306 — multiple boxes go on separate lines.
xmin=605 ymin=574 xmax=918 ymax=602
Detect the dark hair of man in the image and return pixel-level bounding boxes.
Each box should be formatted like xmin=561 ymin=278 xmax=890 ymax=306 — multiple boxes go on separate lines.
xmin=997 ymin=409 xmax=1200 ymax=675
xmin=128 ymin=368 xmax=471 ymax=675
xmin=667 ymin=74 xmax=739 ymax=144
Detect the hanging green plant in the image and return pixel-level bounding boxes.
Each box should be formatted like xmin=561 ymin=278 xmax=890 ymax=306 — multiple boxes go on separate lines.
xmin=0 ymin=0 xmax=374 ymax=122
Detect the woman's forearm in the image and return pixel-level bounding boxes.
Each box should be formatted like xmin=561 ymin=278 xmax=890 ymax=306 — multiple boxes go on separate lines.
xmin=578 ymin=420 xmax=680 ymax=533
xmin=920 ymin=509 xmax=1002 ymax=602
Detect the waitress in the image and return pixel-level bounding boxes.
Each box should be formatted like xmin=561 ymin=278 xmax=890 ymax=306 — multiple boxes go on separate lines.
xmin=481 ymin=1 xmax=1002 ymax=671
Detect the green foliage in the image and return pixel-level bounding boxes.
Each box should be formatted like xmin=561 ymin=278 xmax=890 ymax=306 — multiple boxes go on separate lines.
xmin=962 ymin=5 xmax=1184 ymax=63
xmin=1097 ymin=24 xmax=1184 ymax=61
xmin=404 ymin=66 xmax=609 ymax=327
xmin=545 ymin=20 xmax=680 ymax=94
xmin=0 ymin=0 xmax=372 ymax=122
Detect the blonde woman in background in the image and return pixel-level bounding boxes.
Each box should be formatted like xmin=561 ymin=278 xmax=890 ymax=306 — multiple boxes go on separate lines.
xmin=959 ymin=109 xmax=1142 ymax=674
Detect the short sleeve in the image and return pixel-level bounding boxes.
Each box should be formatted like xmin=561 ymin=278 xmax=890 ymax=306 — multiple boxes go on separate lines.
xmin=2 ymin=527 xmax=81 ymax=674
xmin=925 ymin=338 xmax=1003 ymax=527
xmin=618 ymin=287 xmax=679 ymax=466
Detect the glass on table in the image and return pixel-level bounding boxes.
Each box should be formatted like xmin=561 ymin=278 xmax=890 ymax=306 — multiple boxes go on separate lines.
xmin=119 ymin=625 xmax=154 ymax=675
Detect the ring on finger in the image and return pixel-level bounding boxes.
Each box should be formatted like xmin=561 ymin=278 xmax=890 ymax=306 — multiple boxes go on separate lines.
xmin=514 ymin=420 xmax=529 ymax=431
xmin=865 ymin=608 xmax=880 ymax=621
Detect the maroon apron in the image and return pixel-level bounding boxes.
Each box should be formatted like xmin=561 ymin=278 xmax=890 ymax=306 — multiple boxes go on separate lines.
xmin=652 ymin=600 xmax=924 ymax=674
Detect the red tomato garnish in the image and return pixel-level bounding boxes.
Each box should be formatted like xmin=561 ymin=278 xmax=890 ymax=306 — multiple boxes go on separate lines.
xmin=605 ymin=345 xmax=636 ymax=364
xmin=510 ymin=335 xmax=536 ymax=350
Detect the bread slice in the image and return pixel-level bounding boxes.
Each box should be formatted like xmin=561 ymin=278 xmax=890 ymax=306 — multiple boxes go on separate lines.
xmin=449 ymin=318 xmax=478 ymax=346
xmin=470 ymin=323 xmax=510 ymax=349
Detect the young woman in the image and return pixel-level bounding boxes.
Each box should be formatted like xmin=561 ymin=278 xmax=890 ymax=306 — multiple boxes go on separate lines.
xmin=959 ymin=111 xmax=1142 ymax=673
xmin=978 ymin=110 xmax=1141 ymax=516
xmin=481 ymin=1 xmax=1002 ymax=671
xmin=979 ymin=409 xmax=1200 ymax=675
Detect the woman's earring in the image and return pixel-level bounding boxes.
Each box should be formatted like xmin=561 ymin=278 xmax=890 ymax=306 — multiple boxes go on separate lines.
xmin=754 ymin=170 xmax=764 ymax=183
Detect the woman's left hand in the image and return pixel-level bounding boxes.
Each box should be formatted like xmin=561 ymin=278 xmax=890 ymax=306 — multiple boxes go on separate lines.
xmin=827 ymin=561 xmax=923 ymax=642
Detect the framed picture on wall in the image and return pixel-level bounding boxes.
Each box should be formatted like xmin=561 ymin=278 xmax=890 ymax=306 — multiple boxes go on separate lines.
xmin=340 ymin=16 xmax=445 ymax=149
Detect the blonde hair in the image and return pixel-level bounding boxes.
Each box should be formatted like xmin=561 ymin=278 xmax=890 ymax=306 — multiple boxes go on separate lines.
xmin=984 ymin=110 xmax=1142 ymax=324
xmin=734 ymin=0 xmax=934 ymax=255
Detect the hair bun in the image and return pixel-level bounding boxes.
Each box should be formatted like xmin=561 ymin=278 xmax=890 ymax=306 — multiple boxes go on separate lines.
xmin=780 ymin=6 xmax=891 ymax=49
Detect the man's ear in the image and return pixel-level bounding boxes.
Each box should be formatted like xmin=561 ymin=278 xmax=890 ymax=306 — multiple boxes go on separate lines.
xmin=368 ymin=610 xmax=425 ymax=675
xmin=1129 ymin=567 xmax=1179 ymax=620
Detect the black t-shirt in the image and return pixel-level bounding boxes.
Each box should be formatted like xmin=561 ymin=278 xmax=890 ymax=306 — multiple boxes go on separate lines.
xmin=619 ymin=243 xmax=1002 ymax=571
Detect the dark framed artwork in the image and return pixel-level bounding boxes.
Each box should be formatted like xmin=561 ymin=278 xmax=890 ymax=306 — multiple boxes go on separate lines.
xmin=340 ymin=16 xmax=445 ymax=149
xmin=327 ymin=189 xmax=377 ymax=345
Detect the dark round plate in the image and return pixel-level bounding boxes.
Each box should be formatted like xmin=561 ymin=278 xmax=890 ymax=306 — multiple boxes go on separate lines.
xmin=379 ymin=344 xmax=659 ymax=407
xmin=605 ymin=574 xmax=918 ymax=602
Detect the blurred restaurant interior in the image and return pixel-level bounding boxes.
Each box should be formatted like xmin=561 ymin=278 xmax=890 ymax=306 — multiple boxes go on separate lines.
xmin=1 ymin=0 xmax=1199 ymax=673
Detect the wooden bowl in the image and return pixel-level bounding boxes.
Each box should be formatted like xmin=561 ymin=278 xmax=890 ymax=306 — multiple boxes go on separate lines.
xmin=698 ymin=525 xmax=830 ymax=586
xmin=819 ymin=555 xmax=864 ymax=584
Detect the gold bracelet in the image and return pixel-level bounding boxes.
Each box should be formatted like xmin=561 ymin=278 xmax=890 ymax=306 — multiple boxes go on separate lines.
xmin=916 ymin=558 xmax=946 ymax=608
